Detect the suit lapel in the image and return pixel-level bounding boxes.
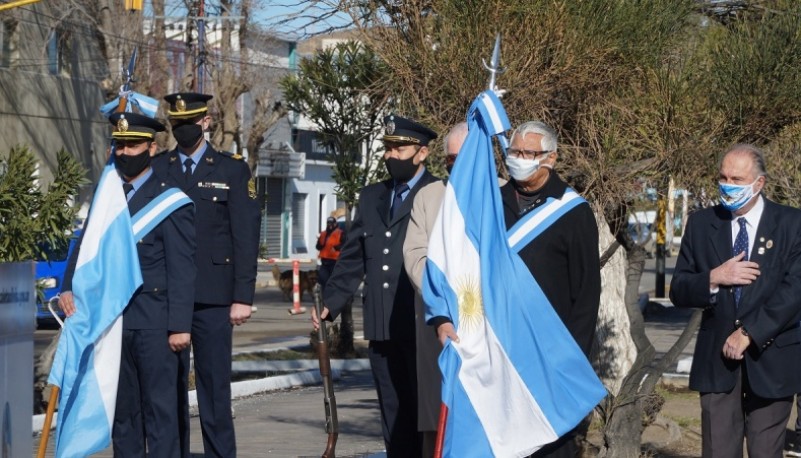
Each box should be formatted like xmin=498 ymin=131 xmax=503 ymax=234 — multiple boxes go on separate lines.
xmin=127 ymin=174 xmax=158 ymax=216
xmin=388 ymin=170 xmax=436 ymax=227
xmin=166 ymin=151 xmax=185 ymax=189
xmin=739 ymin=199 xmax=778 ymax=309
xmin=709 ymin=205 xmax=734 ymax=266
xmin=376 ymin=181 xmax=392 ymax=227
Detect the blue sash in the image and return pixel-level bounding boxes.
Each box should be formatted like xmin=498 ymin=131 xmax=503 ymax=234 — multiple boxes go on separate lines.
xmin=130 ymin=188 xmax=193 ymax=240
xmin=507 ymin=188 xmax=587 ymax=253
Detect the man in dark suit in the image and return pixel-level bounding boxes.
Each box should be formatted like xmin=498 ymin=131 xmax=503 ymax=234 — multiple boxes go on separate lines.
xmin=152 ymin=92 xmax=261 ymax=457
xmin=314 ymin=115 xmax=439 ymax=457
xmin=670 ymin=144 xmax=801 ymax=457
xmin=60 ymin=112 xmax=196 ymax=456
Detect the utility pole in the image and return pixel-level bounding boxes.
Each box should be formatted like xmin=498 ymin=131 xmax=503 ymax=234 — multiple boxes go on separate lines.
xmin=197 ymin=0 xmax=206 ymax=93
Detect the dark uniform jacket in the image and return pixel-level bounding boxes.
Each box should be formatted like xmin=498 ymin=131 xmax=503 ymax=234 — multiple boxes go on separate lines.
xmin=152 ymin=145 xmax=261 ymax=306
xmin=670 ymin=198 xmax=801 ymax=398
xmin=324 ymin=170 xmax=438 ymax=341
xmin=63 ymin=173 xmax=196 ymax=331
xmin=500 ymin=171 xmax=601 ymax=356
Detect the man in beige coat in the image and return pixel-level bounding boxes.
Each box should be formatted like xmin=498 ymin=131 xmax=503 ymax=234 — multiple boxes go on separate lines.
xmin=403 ymin=122 xmax=468 ymax=457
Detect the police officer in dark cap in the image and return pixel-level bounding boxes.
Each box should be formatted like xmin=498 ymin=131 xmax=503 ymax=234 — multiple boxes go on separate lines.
xmin=60 ymin=111 xmax=197 ymax=456
xmin=152 ymin=92 xmax=261 ymax=457
xmin=314 ymin=114 xmax=439 ymax=457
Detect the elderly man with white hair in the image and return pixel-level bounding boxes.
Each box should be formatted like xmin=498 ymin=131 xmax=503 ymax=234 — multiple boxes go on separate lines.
xmin=498 ymin=121 xmax=601 ymax=458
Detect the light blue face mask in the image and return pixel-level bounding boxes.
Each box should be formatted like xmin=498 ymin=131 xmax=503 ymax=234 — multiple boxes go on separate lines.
xmin=719 ymin=178 xmax=760 ymax=212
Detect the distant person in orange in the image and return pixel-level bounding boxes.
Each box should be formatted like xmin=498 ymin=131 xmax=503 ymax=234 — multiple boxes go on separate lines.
xmin=316 ymin=216 xmax=343 ymax=291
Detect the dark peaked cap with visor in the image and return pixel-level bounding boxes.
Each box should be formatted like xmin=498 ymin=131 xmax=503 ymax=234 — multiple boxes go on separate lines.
xmin=108 ymin=112 xmax=166 ymax=141
xmin=164 ymin=92 xmax=214 ymax=120
xmin=382 ymin=114 xmax=438 ymax=146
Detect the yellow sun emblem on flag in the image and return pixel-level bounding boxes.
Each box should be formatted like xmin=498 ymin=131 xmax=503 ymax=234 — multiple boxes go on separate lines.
xmin=456 ymin=276 xmax=483 ymax=334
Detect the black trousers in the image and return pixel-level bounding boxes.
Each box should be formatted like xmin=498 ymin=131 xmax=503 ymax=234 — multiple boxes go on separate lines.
xmin=114 ymin=329 xmax=183 ymax=458
xmin=178 ymin=303 xmax=235 ymax=457
xmin=368 ymin=339 xmax=422 ymax=458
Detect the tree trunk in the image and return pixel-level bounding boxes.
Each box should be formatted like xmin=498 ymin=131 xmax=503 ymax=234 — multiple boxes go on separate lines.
xmin=593 ymin=210 xmax=636 ymax=396
xmin=598 ymin=399 xmax=644 ymax=458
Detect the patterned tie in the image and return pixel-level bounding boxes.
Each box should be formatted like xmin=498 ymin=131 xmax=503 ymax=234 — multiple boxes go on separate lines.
xmin=733 ymin=217 xmax=749 ymax=305
xmin=122 ymin=182 xmax=134 ymax=200
xmin=183 ymin=158 xmax=194 ymax=183
xmin=390 ymin=183 xmax=409 ymax=219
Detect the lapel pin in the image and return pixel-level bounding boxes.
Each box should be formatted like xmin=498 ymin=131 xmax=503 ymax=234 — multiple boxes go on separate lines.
xmin=766 ymin=240 xmax=774 ymax=249
xmin=206 ymin=156 xmax=214 ymax=164
xmin=758 ymin=247 xmax=765 ymax=255
xmin=169 ymin=156 xmax=177 ymax=163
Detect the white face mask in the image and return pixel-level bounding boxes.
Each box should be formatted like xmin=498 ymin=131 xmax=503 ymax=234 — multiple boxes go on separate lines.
xmin=505 ymin=155 xmax=551 ymax=181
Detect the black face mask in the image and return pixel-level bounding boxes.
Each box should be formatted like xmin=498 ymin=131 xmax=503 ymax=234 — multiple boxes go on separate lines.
xmin=172 ymin=123 xmax=204 ymax=149
xmin=115 ymin=148 xmax=151 ymax=178
xmin=386 ymin=156 xmax=419 ymax=183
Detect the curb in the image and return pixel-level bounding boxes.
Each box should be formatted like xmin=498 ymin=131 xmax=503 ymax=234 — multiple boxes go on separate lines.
xmin=32 ymin=358 xmax=371 ymax=435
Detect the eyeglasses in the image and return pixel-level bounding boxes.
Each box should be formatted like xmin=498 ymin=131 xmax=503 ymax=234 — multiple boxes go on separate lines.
xmin=444 ymin=154 xmax=458 ymax=166
xmin=507 ymin=149 xmax=552 ymax=160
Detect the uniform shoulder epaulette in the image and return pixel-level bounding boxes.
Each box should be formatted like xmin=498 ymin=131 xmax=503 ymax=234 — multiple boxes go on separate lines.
xmin=217 ymin=150 xmax=244 ymax=161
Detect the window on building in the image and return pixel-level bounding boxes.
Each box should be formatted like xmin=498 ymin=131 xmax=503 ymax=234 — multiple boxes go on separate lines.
xmin=292 ymin=192 xmax=307 ymax=254
xmin=292 ymin=129 xmax=334 ymax=162
xmin=47 ymin=29 xmax=71 ymax=76
xmin=0 ymin=20 xmax=17 ymax=68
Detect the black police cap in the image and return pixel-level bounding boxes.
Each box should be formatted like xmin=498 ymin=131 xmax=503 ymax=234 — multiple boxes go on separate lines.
xmin=108 ymin=112 xmax=165 ymax=141
xmin=382 ymin=115 xmax=438 ymax=146
xmin=164 ymin=92 xmax=214 ymax=120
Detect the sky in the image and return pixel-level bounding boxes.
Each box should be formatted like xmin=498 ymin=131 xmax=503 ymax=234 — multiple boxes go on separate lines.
xmin=153 ymin=0 xmax=353 ymax=41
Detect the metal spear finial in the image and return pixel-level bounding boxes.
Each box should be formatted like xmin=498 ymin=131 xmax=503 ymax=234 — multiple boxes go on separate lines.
xmin=482 ymin=33 xmax=505 ymax=92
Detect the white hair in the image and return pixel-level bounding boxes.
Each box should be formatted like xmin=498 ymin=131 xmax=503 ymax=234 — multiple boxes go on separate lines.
xmin=442 ymin=122 xmax=469 ymax=155
xmin=510 ymin=121 xmax=558 ymax=151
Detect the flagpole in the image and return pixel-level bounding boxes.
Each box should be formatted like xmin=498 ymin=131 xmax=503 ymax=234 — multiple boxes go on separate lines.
xmin=36 ymin=387 xmax=58 ymax=458
xmin=36 ymin=46 xmax=139 ymax=458
xmin=433 ymin=34 xmax=506 ymax=458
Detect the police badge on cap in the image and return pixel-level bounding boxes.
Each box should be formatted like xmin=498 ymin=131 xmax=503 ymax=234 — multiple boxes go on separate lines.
xmin=382 ymin=115 xmax=437 ymax=146
xmin=164 ymin=92 xmax=213 ymax=120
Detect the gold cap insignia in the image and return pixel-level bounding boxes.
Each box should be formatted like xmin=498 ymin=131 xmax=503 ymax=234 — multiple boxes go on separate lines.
xmin=117 ymin=115 xmax=129 ymax=132
xmin=176 ymin=96 xmax=186 ymax=112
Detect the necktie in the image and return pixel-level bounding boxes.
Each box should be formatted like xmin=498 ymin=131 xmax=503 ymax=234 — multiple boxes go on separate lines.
xmin=184 ymin=158 xmax=194 ymax=183
xmin=122 ymin=182 xmax=134 ymax=200
xmin=733 ymin=217 xmax=749 ymax=305
xmin=390 ymin=183 xmax=409 ymax=219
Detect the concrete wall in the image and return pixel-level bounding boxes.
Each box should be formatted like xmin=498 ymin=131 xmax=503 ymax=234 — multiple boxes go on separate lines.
xmin=0 ymin=69 xmax=108 ymax=186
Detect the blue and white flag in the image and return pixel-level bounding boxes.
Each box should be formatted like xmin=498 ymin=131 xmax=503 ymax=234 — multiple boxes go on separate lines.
xmin=100 ymin=90 xmax=159 ymax=119
xmin=47 ymin=156 xmax=142 ymax=457
xmin=422 ymin=91 xmax=607 ymax=457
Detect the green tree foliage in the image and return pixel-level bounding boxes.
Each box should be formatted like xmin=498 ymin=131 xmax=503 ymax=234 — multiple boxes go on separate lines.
xmin=280 ymin=40 xmax=389 ymax=212
xmin=0 ymin=146 xmax=86 ymax=262
xmin=331 ymin=0 xmax=801 ymax=454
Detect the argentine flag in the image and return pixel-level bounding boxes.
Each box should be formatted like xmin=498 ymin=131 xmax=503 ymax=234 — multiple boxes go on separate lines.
xmin=100 ymin=91 xmax=159 ymax=119
xmin=47 ymin=156 xmax=142 ymax=457
xmin=422 ymin=91 xmax=607 ymax=457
